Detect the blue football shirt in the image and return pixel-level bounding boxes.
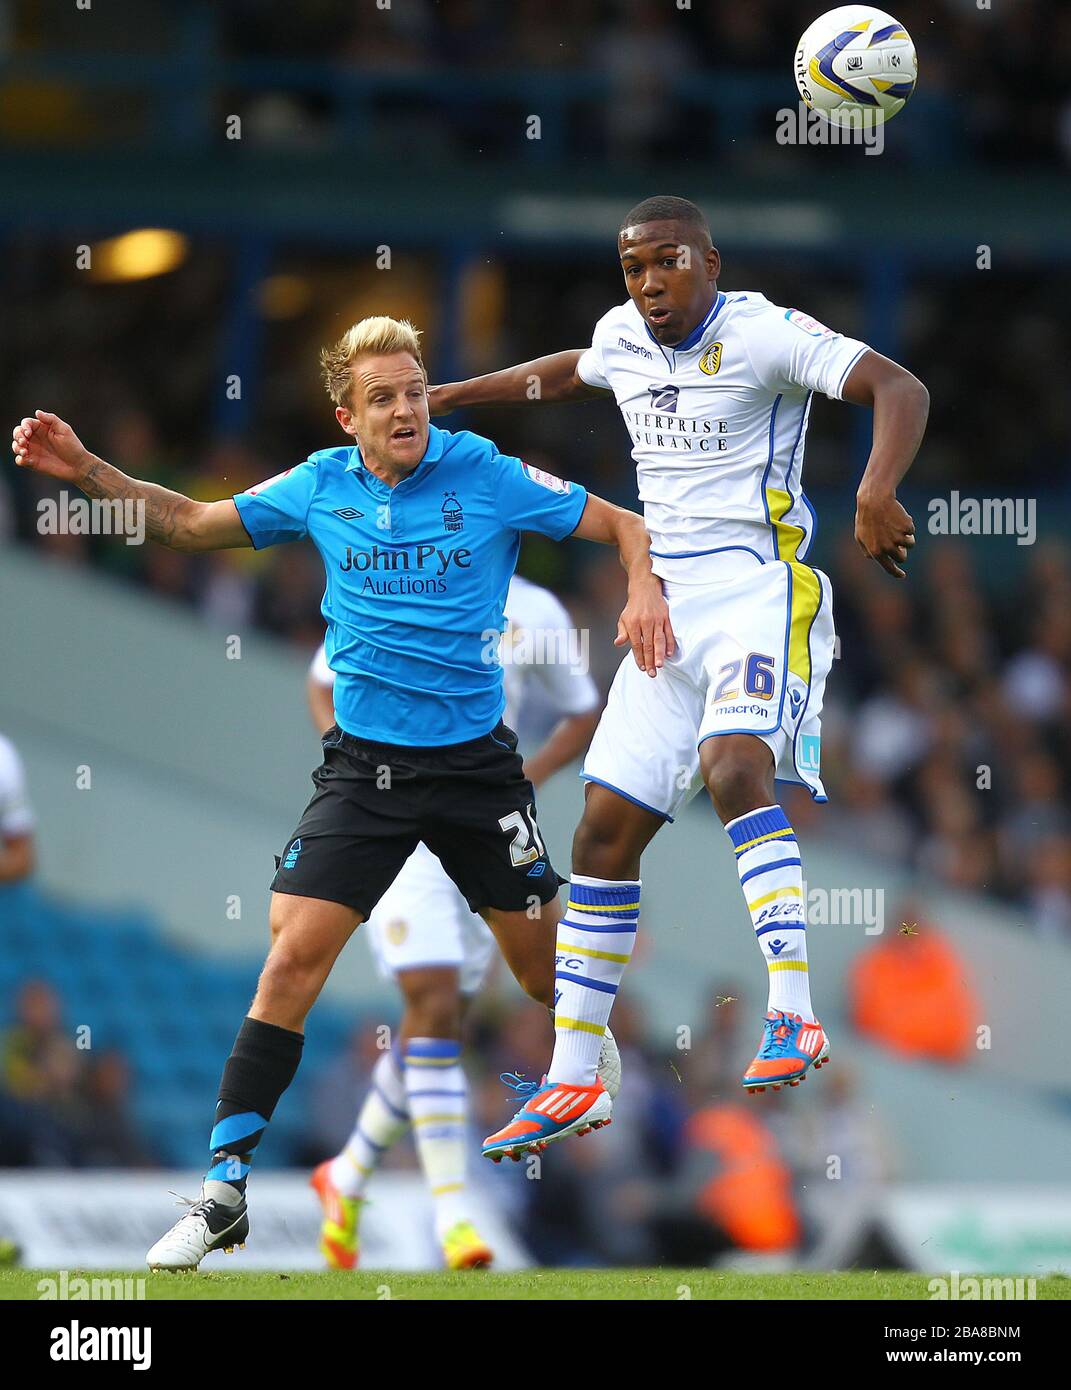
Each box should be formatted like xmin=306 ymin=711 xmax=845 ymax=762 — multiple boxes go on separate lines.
xmin=233 ymin=426 xmax=588 ymax=746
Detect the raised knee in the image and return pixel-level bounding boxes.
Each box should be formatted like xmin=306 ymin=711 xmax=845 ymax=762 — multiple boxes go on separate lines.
xmin=706 ymin=758 xmax=758 ymax=805
xmin=704 ymin=753 xmax=771 ymax=822
xmin=412 ymin=997 xmax=461 ymax=1040
xmin=260 ymin=940 xmax=319 ymax=990
xmin=572 ymin=808 xmax=635 ymax=879
xmin=402 ymin=979 xmax=462 ymax=1040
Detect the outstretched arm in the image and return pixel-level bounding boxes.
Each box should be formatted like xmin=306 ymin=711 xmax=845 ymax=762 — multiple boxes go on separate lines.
xmin=11 ymin=410 xmax=250 ymax=552
xmin=428 ymin=350 xmax=605 ymax=415
xmin=843 ymin=352 xmax=929 ymax=579
xmin=571 ymin=494 xmax=675 ymax=678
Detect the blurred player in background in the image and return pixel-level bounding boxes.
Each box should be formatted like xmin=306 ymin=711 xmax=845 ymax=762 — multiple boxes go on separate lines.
xmin=432 ymin=196 xmax=929 ymax=1159
xmin=307 ymin=573 xmax=600 ymax=1269
xmin=0 ymin=733 xmax=35 ymax=885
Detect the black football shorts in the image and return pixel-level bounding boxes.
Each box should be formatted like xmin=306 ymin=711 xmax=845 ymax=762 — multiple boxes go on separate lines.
xmin=271 ymin=721 xmax=561 ymax=919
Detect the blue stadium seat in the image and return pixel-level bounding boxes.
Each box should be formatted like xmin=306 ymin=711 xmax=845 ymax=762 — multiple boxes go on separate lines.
xmin=3 ymin=883 xmax=359 ymax=1169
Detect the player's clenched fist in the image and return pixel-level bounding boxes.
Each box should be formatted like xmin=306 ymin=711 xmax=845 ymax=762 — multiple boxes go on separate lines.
xmin=854 ymin=488 xmax=916 ymax=580
xmin=11 ymin=410 xmax=89 ymax=482
xmin=615 ymin=574 xmax=676 ymax=677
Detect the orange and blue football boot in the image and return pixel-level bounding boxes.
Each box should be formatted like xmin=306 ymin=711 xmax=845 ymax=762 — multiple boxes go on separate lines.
xmin=309 ymin=1161 xmax=365 ymax=1270
xmin=482 ymin=1073 xmax=612 ymax=1162
xmin=742 ymin=1010 xmax=829 ymax=1092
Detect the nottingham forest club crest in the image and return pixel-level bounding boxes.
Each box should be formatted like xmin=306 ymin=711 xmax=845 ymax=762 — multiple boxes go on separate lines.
xmin=441 ymin=490 xmax=464 ymax=533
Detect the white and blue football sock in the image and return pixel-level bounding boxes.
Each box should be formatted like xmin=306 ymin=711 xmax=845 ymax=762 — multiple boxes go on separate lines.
xmin=726 ymin=804 xmax=814 ymax=1021
xmin=548 ymin=875 xmax=639 ymax=1087
xmin=403 ymin=1038 xmax=470 ymax=1241
xmin=330 ymin=1049 xmax=410 ymax=1198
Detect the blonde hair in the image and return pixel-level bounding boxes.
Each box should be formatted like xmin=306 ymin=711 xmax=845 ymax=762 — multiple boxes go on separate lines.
xmin=320 ymin=316 xmax=425 ymax=407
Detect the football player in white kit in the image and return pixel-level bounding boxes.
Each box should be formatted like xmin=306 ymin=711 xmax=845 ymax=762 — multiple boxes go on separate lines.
xmin=307 ymin=573 xmax=601 ymax=1267
xmin=430 ymin=197 xmax=929 ymax=1159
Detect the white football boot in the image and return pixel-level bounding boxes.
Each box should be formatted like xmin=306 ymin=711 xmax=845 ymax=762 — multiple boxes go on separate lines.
xmin=146 ymin=1192 xmax=248 ymax=1271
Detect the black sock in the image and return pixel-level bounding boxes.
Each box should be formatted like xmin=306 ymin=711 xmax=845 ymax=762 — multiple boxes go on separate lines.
xmin=204 ymin=1016 xmax=304 ymax=1197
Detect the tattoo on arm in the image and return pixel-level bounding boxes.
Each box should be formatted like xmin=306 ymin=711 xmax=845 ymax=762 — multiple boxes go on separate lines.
xmin=81 ymin=455 xmax=191 ymax=546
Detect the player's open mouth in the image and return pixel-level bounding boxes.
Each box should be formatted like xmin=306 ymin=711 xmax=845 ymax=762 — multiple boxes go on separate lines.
xmin=392 ymin=428 xmax=417 ymax=441
xmin=647 ymin=308 xmax=671 ymax=326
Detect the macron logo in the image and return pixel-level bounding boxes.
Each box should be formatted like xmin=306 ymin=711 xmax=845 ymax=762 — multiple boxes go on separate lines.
xmin=618 ymin=337 xmax=653 ymax=359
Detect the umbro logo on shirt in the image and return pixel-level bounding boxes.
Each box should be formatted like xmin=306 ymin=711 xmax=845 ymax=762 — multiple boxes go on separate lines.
xmin=333 ymin=507 xmax=365 ymax=520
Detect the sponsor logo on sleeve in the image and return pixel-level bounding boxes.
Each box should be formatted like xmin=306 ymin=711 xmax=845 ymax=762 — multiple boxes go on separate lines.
xmin=521 ymin=463 xmax=571 ymax=494
xmin=785 ymin=309 xmax=833 ymax=337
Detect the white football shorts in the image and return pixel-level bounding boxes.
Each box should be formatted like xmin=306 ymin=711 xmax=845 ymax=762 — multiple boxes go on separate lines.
xmin=363 ymin=841 xmax=496 ymax=995
xmin=582 ymin=552 xmax=835 ymax=820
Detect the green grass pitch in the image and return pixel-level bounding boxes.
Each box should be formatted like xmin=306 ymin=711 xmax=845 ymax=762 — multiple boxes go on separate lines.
xmin=3 ymin=1269 xmax=1069 ymax=1300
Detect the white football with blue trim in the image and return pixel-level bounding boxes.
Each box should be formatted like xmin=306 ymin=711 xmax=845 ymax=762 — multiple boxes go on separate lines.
xmin=794 ymin=6 xmax=917 ymax=126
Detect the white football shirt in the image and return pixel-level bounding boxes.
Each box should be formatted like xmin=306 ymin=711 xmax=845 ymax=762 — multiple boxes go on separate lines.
xmin=577 ymin=291 xmax=869 ymax=567
xmin=310 ymin=574 xmax=599 ymax=735
xmin=0 ymin=734 xmax=35 ymax=838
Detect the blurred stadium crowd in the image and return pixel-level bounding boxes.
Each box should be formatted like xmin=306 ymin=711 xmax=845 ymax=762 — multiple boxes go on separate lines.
xmin=1 ymin=980 xmax=155 ymax=1169
xmin=10 ymin=0 xmax=1066 ymax=168
xmin=224 ymin=0 xmax=1071 ymax=169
